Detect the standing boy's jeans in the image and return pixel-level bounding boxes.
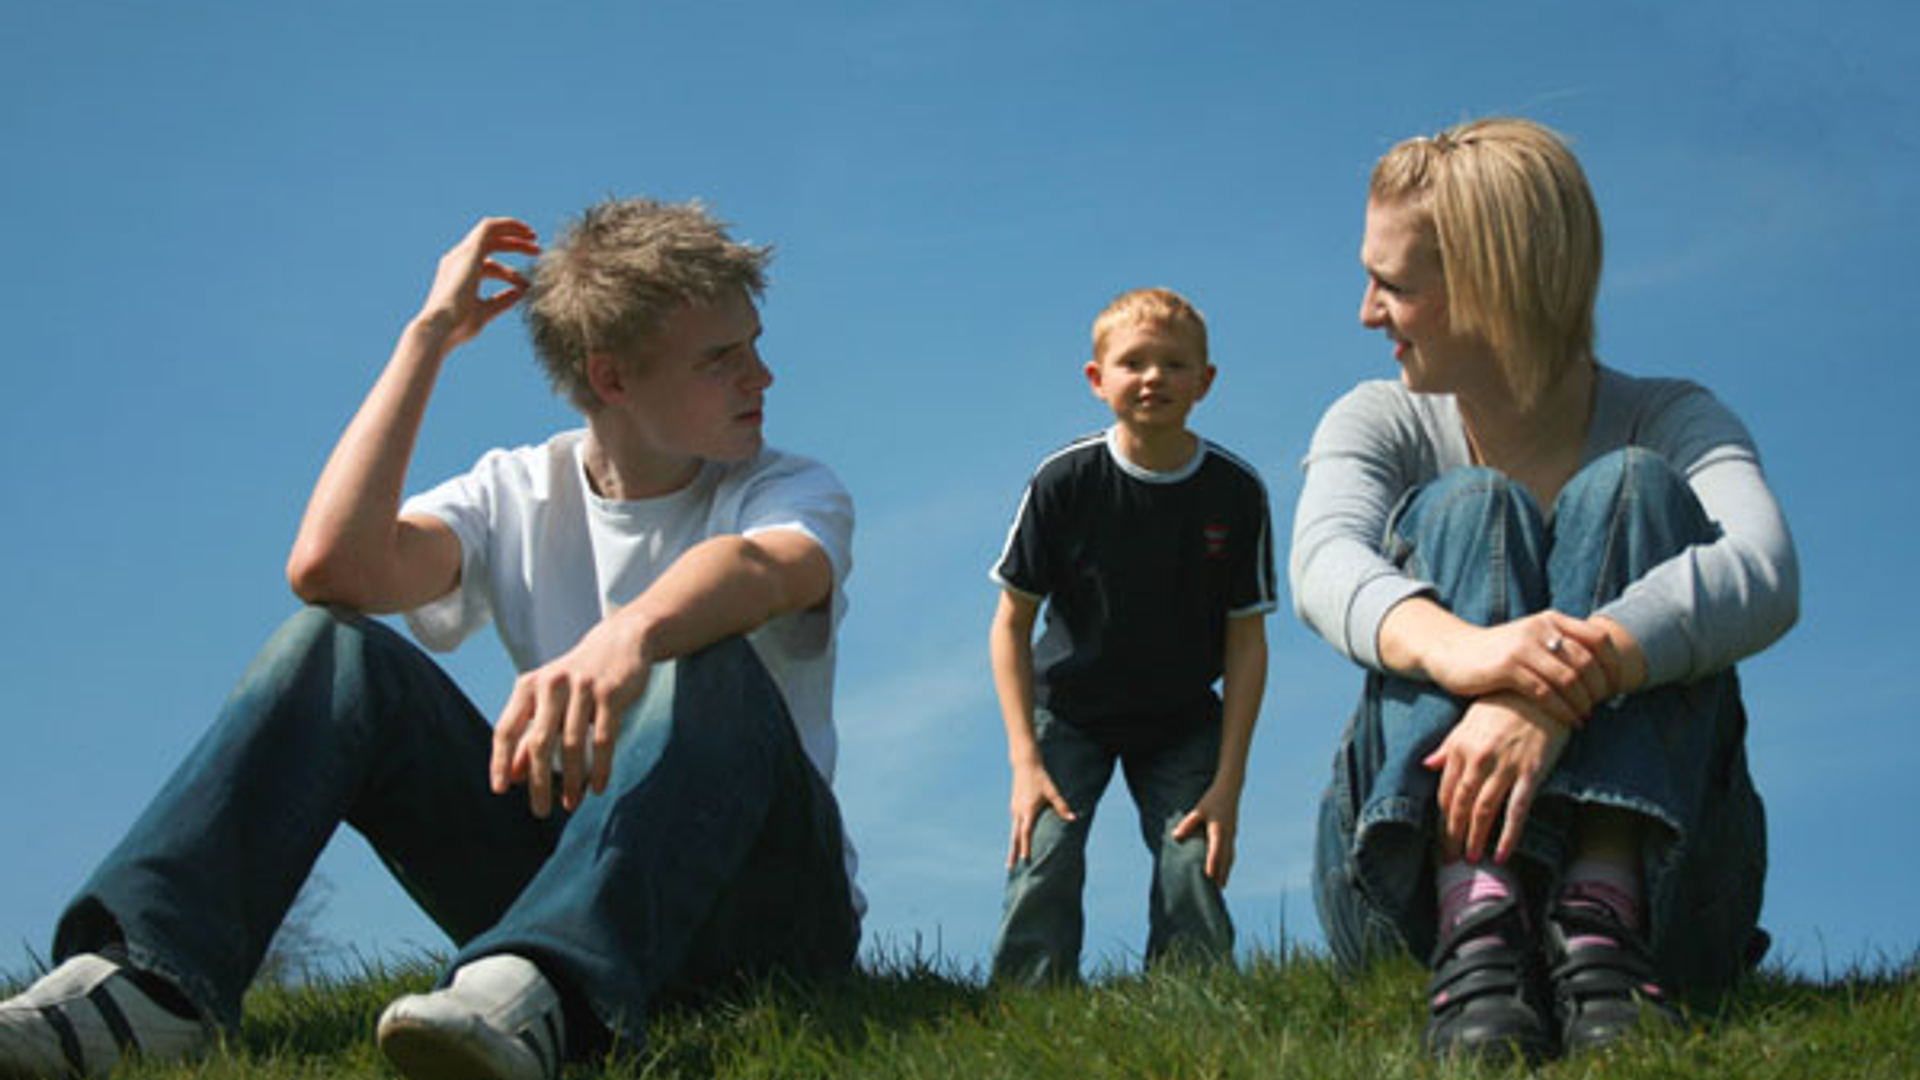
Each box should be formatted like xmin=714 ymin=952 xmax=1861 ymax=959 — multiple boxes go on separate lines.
xmin=990 ymin=706 xmax=1232 ymax=983
xmin=52 ymin=607 xmax=858 ymax=1042
xmin=1312 ymin=449 xmax=1767 ymax=992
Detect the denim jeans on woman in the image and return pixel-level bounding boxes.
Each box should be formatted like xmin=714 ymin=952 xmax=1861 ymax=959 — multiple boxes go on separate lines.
xmin=1313 ymin=448 xmax=1768 ymax=992
xmin=52 ymin=608 xmax=858 ymax=1042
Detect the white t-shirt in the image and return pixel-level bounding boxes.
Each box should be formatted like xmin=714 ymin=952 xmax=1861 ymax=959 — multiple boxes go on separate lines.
xmin=399 ymin=430 xmax=860 ymax=895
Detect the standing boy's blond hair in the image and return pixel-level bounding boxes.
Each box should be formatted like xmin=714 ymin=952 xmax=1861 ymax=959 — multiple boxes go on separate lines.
xmin=1091 ymin=287 xmax=1210 ymax=367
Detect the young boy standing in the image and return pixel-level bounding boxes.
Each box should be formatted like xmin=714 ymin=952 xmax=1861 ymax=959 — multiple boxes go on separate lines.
xmin=989 ymin=288 xmax=1275 ymax=983
xmin=0 ymin=201 xmax=859 ymax=1080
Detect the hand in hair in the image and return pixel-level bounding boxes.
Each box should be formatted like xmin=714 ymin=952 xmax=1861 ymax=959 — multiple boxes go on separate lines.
xmin=286 ymin=217 xmax=539 ymax=614
xmin=1422 ymin=690 xmax=1571 ymax=864
xmin=416 ymin=216 xmax=541 ymax=351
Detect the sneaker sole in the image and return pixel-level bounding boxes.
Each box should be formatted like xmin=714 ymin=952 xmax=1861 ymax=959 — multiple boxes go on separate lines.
xmin=378 ymin=1016 xmax=526 ymax=1080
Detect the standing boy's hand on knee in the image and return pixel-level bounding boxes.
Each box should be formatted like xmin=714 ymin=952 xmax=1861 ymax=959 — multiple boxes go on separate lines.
xmin=1172 ymin=781 xmax=1241 ymax=887
xmin=1007 ymin=759 xmax=1076 ymax=867
xmin=992 ymin=589 xmax=1071 ymax=868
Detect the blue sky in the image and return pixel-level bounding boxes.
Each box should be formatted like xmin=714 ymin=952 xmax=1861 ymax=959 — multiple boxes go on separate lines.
xmin=2 ymin=2 xmax=1914 ymax=981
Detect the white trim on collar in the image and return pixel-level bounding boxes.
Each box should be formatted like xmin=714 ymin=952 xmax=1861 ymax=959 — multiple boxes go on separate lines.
xmin=1103 ymin=425 xmax=1205 ymax=484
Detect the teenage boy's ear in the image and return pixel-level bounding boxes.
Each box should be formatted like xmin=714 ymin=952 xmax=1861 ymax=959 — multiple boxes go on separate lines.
xmin=586 ymin=351 xmax=629 ymax=407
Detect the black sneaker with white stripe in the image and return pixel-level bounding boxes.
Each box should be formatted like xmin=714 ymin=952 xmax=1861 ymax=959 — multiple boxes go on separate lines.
xmin=0 ymin=953 xmax=209 ymax=1078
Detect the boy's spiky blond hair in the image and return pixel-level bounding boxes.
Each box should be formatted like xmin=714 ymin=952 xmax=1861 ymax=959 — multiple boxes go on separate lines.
xmin=525 ymin=197 xmax=771 ymax=411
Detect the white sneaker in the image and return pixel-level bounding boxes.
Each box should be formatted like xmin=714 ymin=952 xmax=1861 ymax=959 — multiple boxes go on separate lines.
xmin=0 ymin=953 xmax=209 ymax=1078
xmin=377 ymin=954 xmax=566 ymax=1080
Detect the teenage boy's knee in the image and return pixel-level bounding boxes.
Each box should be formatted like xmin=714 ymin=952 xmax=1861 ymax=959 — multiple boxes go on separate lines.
xmin=261 ymin=603 xmax=355 ymax=657
xmin=263 ymin=602 xmax=433 ymax=681
xmin=258 ymin=603 xmax=422 ymax=668
xmin=653 ymin=635 xmax=803 ymax=789
xmin=239 ymin=605 xmax=372 ymax=697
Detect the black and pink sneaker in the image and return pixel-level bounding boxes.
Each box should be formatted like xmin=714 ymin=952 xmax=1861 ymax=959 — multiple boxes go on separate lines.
xmin=1424 ymin=894 xmax=1556 ymax=1064
xmin=1546 ymin=901 xmax=1682 ymax=1053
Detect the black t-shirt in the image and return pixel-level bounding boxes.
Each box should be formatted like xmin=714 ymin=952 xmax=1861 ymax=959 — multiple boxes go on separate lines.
xmin=993 ymin=429 xmax=1276 ymax=752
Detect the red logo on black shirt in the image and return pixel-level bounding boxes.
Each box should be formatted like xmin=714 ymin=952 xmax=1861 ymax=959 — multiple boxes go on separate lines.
xmin=1203 ymin=523 xmax=1229 ymax=558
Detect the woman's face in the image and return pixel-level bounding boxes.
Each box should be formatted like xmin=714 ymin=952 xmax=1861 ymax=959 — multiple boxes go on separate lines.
xmin=1358 ymin=198 xmax=1485 ymax=396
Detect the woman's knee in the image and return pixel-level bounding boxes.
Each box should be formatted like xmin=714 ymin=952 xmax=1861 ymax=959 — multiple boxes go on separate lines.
xmin=1550 ymin=449 xmax=1716 ymax=602
xmin=1397 ymin=466 xmax=1540 ymax=534
xmin=1556 ymin=448 xmax=1700 ymax=528
xmin=1389 ymin=468 xmax=1551 ymax=619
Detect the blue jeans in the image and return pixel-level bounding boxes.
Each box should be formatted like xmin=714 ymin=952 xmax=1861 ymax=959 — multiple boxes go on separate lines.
xmin=53 ymin=608 xmax=858 ymax=1042
xmin=990 ymin=705 xmax=1232 ymax=983
xmin=1312 ymin=449 xmax=1767 ymax=992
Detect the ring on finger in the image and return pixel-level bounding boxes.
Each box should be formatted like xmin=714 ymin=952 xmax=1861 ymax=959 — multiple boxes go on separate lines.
xmin=1546 ymin=636 xmax=1565 ymax=655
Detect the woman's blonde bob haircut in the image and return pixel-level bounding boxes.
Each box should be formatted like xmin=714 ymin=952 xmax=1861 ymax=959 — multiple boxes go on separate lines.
xmin=1370 ymin=117 xmax=1602 ymax=409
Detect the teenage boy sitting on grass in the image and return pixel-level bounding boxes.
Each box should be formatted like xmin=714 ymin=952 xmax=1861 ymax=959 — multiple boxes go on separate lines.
xmin=0 ymin=199 xmax=860 ymax=1080
xmin=988 ymin=287 xmax=1276 ymax=983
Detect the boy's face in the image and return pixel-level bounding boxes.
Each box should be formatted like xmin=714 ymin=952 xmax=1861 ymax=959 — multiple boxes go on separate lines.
xmin=605 ymin=288 xmax=771 ymax=467
xmin=1084 ymin=320 xmax=1214 ymax=436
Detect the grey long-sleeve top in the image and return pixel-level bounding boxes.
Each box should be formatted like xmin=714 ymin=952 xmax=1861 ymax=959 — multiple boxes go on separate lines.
xmin=1288 ymin=365 xmax=1799 ymax=689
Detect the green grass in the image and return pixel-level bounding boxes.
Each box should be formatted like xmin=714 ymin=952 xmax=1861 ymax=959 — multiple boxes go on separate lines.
xmin=10 ymin=945 xmax=1917 ymax=1079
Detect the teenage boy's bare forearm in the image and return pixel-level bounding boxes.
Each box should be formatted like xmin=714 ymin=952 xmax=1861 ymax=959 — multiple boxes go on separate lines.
xmin=286 ymin=317 xmax=461 ymax=611
xmin=493 ymin=531 xmax=833 ymax=814
xmin=607 ymin=532 xmax=833 ymax=667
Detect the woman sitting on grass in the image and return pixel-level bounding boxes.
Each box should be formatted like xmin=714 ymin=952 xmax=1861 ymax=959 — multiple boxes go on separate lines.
xmin=1291 ymin=116 xmax=1798 ymax=1062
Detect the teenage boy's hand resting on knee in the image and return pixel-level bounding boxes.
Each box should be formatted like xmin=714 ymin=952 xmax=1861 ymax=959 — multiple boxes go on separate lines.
xmin=491 ymin=531 xmax=833 ymax=817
